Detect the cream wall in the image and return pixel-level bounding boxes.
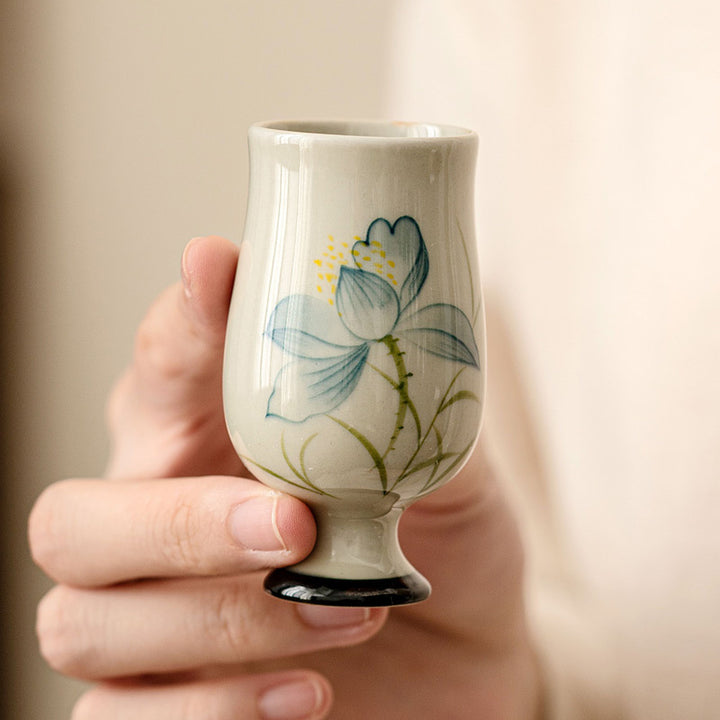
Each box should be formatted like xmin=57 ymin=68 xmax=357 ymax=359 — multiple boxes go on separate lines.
xmin=1 ymin=2 xmax=393 ymax=717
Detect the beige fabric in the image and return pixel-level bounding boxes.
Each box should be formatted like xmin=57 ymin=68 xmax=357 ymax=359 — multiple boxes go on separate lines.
xmin=388 ymin=1 xmax=720 ymax=718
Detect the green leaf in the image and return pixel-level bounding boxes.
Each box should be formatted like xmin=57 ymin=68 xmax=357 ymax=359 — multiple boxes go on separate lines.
xmin=424 ymin=427 xmax=444 ymax=488
xmin=281 ymin=432 xmax=307 ymax=483
xmin=421 ymin=439 xmax=475 ymax=493
xmin=327 ymin=415 xmax=388 ymax=492
xmin=299 ymin=433 xmax=319 ymax=485
xmin=439 ymin=389 xmax=480 ymax=414
xmin=404 ymin=451 xmax=456 ymax=479
xmin=240 ymin=455 xmax=329 ymax=496
xmin=278 ymin=432 xmax=328 ymax=496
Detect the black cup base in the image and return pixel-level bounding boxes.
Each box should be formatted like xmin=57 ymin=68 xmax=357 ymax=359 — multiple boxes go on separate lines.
xmin=264 ymin=568 xmax=431 ymax=607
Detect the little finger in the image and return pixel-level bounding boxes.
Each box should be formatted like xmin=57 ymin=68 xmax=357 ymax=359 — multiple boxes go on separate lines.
xmin=73 ymin=671 xmax=333 ymax=720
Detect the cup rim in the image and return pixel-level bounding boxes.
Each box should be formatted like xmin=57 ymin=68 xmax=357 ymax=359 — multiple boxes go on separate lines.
xmin=251 ymin=119 xmax=476 ymax=142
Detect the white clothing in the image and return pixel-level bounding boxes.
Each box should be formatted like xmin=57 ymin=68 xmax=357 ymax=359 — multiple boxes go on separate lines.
xmin=389 ymin=2 xmax=720 ymax=718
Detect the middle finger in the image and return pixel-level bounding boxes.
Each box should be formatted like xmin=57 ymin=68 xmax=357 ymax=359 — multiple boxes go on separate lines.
xmin=37 ymin=574 xmax=387 ymax=680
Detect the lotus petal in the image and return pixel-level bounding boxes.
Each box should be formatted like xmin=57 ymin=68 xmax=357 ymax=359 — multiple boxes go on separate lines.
xmin=353 ymin=216 xmax=429 ymax=311
xmin=267 ymin=294 xmax=359 ymax=358
xmin=266 ymin=344 xmax=370 ymax=422
xmin=336 ymin=266 xmax=400 ymax=340
xmin=395 ymin=303 xmax=480 ymax=367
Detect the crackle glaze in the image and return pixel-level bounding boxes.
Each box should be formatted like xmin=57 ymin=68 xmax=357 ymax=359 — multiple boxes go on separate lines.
xmin=223 ymin=120 xmax=485 ymax=605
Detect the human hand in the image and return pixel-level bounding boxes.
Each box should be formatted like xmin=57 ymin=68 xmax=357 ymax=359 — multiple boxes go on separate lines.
xmin=29 ymin=236 xmax=541 ymax=719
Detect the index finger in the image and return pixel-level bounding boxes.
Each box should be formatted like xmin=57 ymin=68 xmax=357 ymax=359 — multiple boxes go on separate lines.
xmin=106 ymin=236 xmax=243 ymax=480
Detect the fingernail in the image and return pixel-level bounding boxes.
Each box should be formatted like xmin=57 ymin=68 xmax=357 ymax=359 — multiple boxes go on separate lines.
xmin=227 ymin=495 xmax=286 ymax=552
xmin=296 ymin=604 xmax=370 ymax=629
xmin=181 ymin=238 xmax=202 ymax=299
xmin=259 ymin=679 xmax=322 ymax=720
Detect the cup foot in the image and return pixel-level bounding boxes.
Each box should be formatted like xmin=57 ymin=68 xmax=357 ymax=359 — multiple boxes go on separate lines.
xmin=264 ymin=568 xmax=431 ymax=607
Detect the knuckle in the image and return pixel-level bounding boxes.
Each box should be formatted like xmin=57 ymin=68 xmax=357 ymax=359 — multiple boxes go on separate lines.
xmin=203 ymin=581 xmax=256 ymax=661
xmin=36 ymin=586 xmax=96 ymax=676
xmin=155 ymin=493 xmax=205 ymax=573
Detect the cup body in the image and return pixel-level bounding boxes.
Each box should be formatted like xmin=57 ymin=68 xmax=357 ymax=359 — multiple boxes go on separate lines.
xmin=223 ymin=120 xmax=484 ymax=599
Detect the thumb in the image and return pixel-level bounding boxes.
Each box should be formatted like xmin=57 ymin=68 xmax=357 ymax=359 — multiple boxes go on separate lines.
xmin=106 ymin=236 xmax=242 ymax=479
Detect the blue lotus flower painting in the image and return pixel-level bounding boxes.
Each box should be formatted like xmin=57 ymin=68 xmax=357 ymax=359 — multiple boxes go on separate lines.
xmin=247 ymin=215 xmax=482 ymax=497
xmin=266 ymin=216 xmax=479 ymax=422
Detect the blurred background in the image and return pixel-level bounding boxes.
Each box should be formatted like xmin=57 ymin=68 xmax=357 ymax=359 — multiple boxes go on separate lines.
xmin=3 ymin=1 xmax=720 ymax=718
xmin=1 ymin=2 xmax=393 ymax=716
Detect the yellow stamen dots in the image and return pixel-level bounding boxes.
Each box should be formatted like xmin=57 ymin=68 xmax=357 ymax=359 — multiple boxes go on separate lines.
xmin=314 ymin=232 xmax=400 ymax=300
xmin=363 ymin=238 xmax=399 ymax=284
xmin=314 ymin=237 xmax=350 ymax=304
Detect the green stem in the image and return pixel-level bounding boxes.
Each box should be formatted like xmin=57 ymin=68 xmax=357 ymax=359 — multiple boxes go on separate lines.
xmin=368 ymin=362 xmax=422 ymax=443
xmin=379 ymin=335 xmax=413 ymax=460
xmin=390 ymin=368 xmax=471 ymax=493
